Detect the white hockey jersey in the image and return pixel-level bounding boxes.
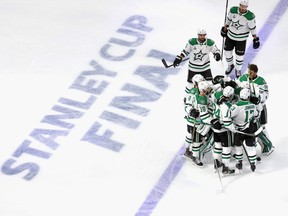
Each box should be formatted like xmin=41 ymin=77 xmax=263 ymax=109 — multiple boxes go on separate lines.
xmin=181 ymin=38 xmax=220 ymax=72
xmin=236 ymin=74 xmax=269 ymax=103
xmin=229 ymin=100 xmax=258 ymax=131
xmin=226 ymin=6 xmax=257 ymax=41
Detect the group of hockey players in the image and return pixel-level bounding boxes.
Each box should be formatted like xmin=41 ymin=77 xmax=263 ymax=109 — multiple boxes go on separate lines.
xmin=172 ymin=0 xmax=274 ymax=174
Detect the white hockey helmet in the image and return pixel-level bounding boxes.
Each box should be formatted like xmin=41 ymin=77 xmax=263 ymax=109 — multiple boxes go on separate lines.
xmin=198 ymin=81 xmax=211 ymax=92
xmin=223 ymin=76 xmax=232 ymax=82
xmin=223 ymin=86 xmax=234 ymax=99
xmin=197 ymin=29 xmax=207 ymax=35
xmin=192 ymin=74 xmax=205 ymax=85
xmin=240 ymin=0 xmax=249 ymax=7
xmin=240 ymin=81 xmax=250 ymax=89
xmin=240 ymin=88 xmax=251 ymax=100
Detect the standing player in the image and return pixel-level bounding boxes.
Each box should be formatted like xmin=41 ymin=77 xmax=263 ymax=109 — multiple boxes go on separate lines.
xmin=211 ymin=86 xmax=236 ymax=174
xmin=229 ymin=88 xmax=259 ymax=172
xmin=184 ymin=80 xmax=213 ymax=167
xmin=183 ymin=75 xmax=205 ymax=166
xmin=220 ymin=0 xmax=260 ymax=78
xmin=173 ymin=29 xmax=221 ymax=103
xmin=236 ymin=63 xmax=274 ymax=155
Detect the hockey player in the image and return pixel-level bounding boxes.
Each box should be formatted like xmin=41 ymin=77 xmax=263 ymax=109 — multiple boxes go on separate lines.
xmin=220 ymin=0 xmax=260 ymax=78
xmin=173 ymin=29 xmax=221 ymax=103
xmin=183 ymin=75 xmax=205 ymax=166
xmin=211 ymin=86 xmax=236 ymax=174
xmin=184 ymin=80 xmax=213 ymax=167
xmin=236 ymin=63 xmax=274 ymax=155
xmin=229 ymin=88 xmax=259 ymax=172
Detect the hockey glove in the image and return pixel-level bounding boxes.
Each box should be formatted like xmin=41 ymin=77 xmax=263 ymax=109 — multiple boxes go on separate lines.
xmin=253 ymin=37 xmax=260 ymax=49
xmin=173 ymin=55 xmax=182 ymax=67
xmin=211 ymin=119 xmax=221 ymax=130
xmin=220 ymin=79 xmax=226 ymax=88
xmin=220 ymin=26 xmax=227 ymax=37
xmin=217 ymin=95 xmax=227 ymax=105
xmin=229 ymin=127 xmax=237 ymax=133
xmin=214 ymin=52 xmax=221 ymax=61
xmin=189 ymin=108 xmax=200 ymax=118
xmin=212 ymin=75 xmax=224 ymax=84
xmin=225 ymin=80 xmax=237 ymax=88
xmin=250 ymin=95 xmax=260 ymax=105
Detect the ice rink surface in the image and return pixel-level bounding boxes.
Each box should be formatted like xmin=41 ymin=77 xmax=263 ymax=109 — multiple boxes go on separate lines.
xmin=0 ymin=0 xmax=288 ymax=215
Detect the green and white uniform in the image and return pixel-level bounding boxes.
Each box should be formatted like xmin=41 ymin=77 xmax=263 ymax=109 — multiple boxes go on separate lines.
xmin=230 ymin=99 xmax=259 ymax=166
xmin=230 ymin=100 xmax=258 ymax=131
xmin=211 ymin=90 xmax=235 ymax=170
xmin=236 ymin=74 xmax=269 ymax=105
xmin=212 ymin=91 xmax=234 ymax=133
xmin=185 ymin=87 xmax=213 ymax=161
xmin=236 ymin=74 xmax=273 ymax=154
xmin=226 ymin=6 xmax=257 ymax=41
xmin=185 ymin=87 xmax=200 ymax=127
xmin=181 ymin=38 xmax=220 ymax=72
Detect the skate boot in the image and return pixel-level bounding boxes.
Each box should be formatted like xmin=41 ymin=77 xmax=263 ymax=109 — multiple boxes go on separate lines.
xmin=214 ymin=159 xmax=223 ymax=169
xmin=191 ymin=156 xmax=203 ymax=167
xmin=183 ymin=148 xmax=193 ymax=160
xmin=222 ymin=165 xmax=235 ymax=175
xmin=225 ymin=64 xmax=235 ymax=75
xmin=250 ymin=162 xmax=256 ymax=172
xmin=236 ymin=160 xmax=243 ymax=170
xmin=235 ymin=69 xmax=241 ymax=78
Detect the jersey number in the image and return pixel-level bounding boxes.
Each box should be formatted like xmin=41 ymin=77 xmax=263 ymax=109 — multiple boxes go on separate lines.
xmin=245 ymin=110 xmax=254 ymax=122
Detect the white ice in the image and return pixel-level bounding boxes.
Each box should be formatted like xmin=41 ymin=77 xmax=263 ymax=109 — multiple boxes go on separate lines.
xmin=0 ymin=0 xmax=287 ymax=215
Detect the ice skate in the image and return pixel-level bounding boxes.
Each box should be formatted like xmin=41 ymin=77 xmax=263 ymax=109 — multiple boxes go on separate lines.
xmin=235 ymin=69 xmax=241 ymax=78
xmin=183 ymin=148 xmax=193 ymax=160
xmin=191 ymin=156 xmax=203 ymax=167
xmin=236 ymin=160 xmax=243 ymax=170
xmin=214 ymin=159 xmax=223 ymax=169
xmin=222 ymin=165 xmax=235 ymax=175
xmin=250 ymin=162 xmax=256 ymax=172
xmin=225 ymin=64 xmax=235 ymax=75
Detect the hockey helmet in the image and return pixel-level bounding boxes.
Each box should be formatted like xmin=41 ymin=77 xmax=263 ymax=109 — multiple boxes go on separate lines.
xmin=192 ymin=74 xmax=205 ymax=85
xmin=240 ymin=0 xmax=249 ymax=7
xmin=240 ymin=88 xmax=250 ymax=100
xmin=223 ymin=76 xmax=232 ymax=82
xmin=240 ymin=81 xmax=250 ymax=89
xmin=197 ymin=29 xmax=207 ymax=35
xmin=223 ymin=86 xmax=234 ymax=99
xmin=198 ymin=81 xmax=211 ymax=92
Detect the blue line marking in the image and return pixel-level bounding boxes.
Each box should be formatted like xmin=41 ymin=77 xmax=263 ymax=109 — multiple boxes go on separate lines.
xmin=135 ymin=0 xmax=288 ymax=215
xmin=135 ymin=145 xmax=186 ymax=216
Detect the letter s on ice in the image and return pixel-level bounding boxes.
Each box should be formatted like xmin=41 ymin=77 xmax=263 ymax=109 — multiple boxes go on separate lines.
xmin=1 ymin=158 xmax=40 ymax=181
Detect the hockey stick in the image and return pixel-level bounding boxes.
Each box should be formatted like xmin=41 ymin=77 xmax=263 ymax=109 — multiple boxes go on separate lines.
xmin=235 ymin=126 xmax=263 ymax=137
xmin=221 ymin=0 xmax=229 ymax=62
xmin=214 ymin=159 xmax=224 ymax=193
xmin=241 ymin=143 xmax=255 ymax=172
xmin=190 ymin=118 xmax=196 ymax=147
xmin=161 ymin=58 xmax=189 ymax=68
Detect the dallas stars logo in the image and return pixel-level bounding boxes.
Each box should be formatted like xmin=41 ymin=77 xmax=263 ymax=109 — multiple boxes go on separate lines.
xmin=193 ymin=50 xmax=207 ymax=61
xmin=231 ymin=20 xmax=243 ymax=30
